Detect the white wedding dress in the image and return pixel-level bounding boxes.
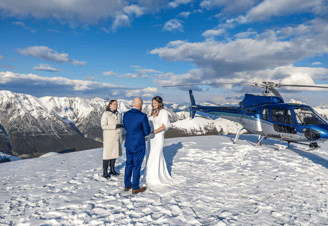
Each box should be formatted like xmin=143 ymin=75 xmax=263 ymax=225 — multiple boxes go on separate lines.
xmin=143 ymin=109 xmax=182 ymax=190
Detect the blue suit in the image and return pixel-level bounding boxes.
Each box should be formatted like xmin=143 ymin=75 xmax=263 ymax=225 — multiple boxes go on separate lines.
xmin=123 ymin=108 xmax=150 ymax=190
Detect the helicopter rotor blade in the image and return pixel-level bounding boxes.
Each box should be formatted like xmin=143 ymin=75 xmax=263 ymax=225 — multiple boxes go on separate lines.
xmin=279 ymin=84 xmax=328 ymax=89
xmin=268 ymin=87 xmax=283 ymax=99
xmin=162 ymin=82 xmax=252 ymax=88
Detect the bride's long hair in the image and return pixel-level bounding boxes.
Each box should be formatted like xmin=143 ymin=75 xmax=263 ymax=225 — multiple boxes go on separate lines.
xmin=151 ymin=96 xmax=164 ymax=116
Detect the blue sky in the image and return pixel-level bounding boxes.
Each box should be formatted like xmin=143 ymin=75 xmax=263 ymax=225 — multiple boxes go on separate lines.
xmin=0 ymin=0 xmax=328 ymax=106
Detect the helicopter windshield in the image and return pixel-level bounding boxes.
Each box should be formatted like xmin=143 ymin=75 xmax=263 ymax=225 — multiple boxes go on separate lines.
xmin=294 ymin=107 xmax=326 ymax=125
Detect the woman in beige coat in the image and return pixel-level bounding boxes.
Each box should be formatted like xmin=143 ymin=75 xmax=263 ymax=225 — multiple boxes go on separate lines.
xmin=101 ymin=100 xmax=123 ymax=179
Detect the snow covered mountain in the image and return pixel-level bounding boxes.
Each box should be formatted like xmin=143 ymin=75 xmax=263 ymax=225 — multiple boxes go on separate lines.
xmin=1 ymin=90 xmax=327 ymax=158
xmin=38 ymin=97 xmax=179 ymax=142
xmin=0 ymin=91 xmax=101 ymax=158
xmin=288 ymin=99 xmax=328 ymax=119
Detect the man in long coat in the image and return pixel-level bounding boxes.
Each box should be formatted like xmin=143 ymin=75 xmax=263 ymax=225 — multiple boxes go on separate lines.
xmin=123 ymin=97 xmax=150 ymax=194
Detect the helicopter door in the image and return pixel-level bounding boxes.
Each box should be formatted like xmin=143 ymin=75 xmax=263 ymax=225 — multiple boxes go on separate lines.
xmin=271 ymin=108 xmax=297 ymax=134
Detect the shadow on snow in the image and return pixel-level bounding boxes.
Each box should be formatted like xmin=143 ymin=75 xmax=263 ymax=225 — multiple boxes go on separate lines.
xmin=228 ymin=134 xmax=328 ymax=170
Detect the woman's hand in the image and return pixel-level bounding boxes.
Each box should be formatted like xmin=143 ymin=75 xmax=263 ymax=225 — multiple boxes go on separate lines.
xmin=153 ymin=123 xmax=166 ymax=134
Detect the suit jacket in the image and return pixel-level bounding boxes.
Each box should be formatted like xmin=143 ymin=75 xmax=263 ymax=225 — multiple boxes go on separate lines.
xmin=123 ymin=108 xmax=150 ymax=151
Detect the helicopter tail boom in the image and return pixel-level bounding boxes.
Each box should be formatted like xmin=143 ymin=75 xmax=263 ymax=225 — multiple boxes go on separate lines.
xmin=189 ymin=89 xmax=242 ymax=122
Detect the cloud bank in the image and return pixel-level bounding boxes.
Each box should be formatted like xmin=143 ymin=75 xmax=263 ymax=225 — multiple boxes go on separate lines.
xmin=151 ymin=19 xmax=328 ymax=89
xmin=103 ymin=68 xmax=162 ymax=79
xmin=33 ymin=64 xmax=62 ymax=72
xmin=0 ymin=0 xmax=169 ymax=30
xmin=18 ymin=46 xmax=86 ymax=67
xmin=0 ymin=71 xmax=158 ymax=99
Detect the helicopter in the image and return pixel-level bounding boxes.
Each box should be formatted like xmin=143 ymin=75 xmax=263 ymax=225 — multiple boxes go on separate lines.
xmin=163 ymin=81 xmax=328 ymax=150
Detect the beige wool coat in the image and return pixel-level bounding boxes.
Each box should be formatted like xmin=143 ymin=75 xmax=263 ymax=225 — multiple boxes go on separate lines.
xmin=101 ymin=110 xmax=123 ymax=160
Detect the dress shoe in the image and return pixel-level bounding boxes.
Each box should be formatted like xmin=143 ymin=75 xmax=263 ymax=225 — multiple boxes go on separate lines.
xmin=124 ymin=185 xmax=133 ymax=191
xmin=132 ymin=187 xmax=147 ymax=194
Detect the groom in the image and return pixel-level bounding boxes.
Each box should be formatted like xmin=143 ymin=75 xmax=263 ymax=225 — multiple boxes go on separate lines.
xmin=123 ymin=97 xmax=150 ymax=194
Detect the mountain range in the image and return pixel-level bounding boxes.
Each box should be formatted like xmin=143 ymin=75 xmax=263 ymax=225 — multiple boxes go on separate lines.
xmin=0 ymin=90 xmax=327 ymax=158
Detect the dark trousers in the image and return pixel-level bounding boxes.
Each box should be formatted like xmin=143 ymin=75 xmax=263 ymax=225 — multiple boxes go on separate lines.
xmin=124 ymin=147 xmax=145 ymax=190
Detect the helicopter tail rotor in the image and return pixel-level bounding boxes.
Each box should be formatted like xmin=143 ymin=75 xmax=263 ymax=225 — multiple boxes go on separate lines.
xmin=189 ymin=90 xmax=197 ymax=119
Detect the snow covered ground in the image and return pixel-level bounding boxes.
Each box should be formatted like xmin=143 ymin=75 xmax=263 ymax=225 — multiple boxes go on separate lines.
xmin=1 ymin=135 xmax=328 ymax=225
xmin=0 ymin=151 xmax=21 ymax=162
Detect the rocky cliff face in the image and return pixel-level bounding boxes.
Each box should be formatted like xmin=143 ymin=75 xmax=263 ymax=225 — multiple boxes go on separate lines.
xmin=0 ymin=124 xmax=12 ymax=156
xmin=0 ymin=91 xmax=102 ymax=158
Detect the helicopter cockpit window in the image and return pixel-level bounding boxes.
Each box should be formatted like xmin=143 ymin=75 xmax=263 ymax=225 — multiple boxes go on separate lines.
xmin=271 ymin=108 xmax=294 ymax=125
xmin=294 ymin=107 xmax=326 ymax=125
xmin=262 ymin=108 xmax=269 ymax=121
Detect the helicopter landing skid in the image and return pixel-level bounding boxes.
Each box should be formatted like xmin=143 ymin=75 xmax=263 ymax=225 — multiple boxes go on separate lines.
xmin=308 ymin=142 xmax=321 ymax=151
xmin=233 ymin=128 xmax=248 ymax=144
xmin=246 ymin=139 xmax=290 ymax=151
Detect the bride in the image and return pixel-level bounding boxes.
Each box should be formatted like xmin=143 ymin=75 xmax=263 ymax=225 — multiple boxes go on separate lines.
xmin=143 ymin=96 xmax=180 ymax=189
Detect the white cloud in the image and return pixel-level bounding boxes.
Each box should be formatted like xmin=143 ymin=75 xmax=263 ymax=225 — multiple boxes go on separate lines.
xmin=0 ymin=1 xmax=171 ymax=29
xmin=103 ymin=68 xmax=162 ymax=79
xmin=83 ymin=77 xmax=96 ymax=81
xmin=234 ymin=29 xmax=257 ymax=39
xmin=200 ymin=0 xmax=258 ymax=13
xmin=0 ymin=64 xmax=19 ymax=70
xmin=0 ymin=71 xmax=118 ymax=92
xmin=126 ymin=87 xmax=158 ymax=97
xmin=193 ymin=9 xmax=204 ymax=13
xmin=124 ymin=73 xmax=138 ymax=79
xmin=123 ymin=5 xmax=146 ymax=17
xmin=312 ymin=62 xmax=322 ymax=65
xmin=100 ymin=27 xmax=110 ymax=33
xmin=202 ymin=28 xmax=226 ymax=37
xmin=151 ymin=19 xmax=328 ymax=89
xmin=49 ymin=29 xmax=60 ymax=33
xmin=0 ymin=55 xmax=3 ymax=60
xmin=177 ymin=11 xmax=191 ymax=18
xmin=33 ymin=64 xmax=63 ymax=72
xmin=163 ymin=19 xmax=184 ymax=32
xmin=152 ymin=20 xmax=328 ymax=80
xmin=237 ymin=0 xmax=326 ymax=24
xmin=17 ymin=46 xmax=86 ymax=67
xmin=112 ymin=14 xmax=131 ymax=31
xmin=0 ymin=71 xmax=156 ymax=99
xmin=202 ymin=18 xmax=235 ymax=38
xmin=103 ymin=71 xmax=117 ymax=76
xmin=0 ymin=0 xmax=125 ymax=24
xmin=137 ymin=69 xmax=162 ymax=78
xmin=168 ymin=0 xmax=193 ymax=8
xmin=155 ymin=65 xmax=328 ymax=93
xmin=12 ymin=21 xmax=36 ymax=33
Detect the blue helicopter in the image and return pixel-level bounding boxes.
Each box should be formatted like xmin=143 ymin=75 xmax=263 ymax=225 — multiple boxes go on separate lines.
xmin=164 ymin=82 xmax=328 ymax=150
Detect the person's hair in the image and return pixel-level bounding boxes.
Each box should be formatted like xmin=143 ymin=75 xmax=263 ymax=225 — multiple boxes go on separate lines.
xmin=134 ymin=98 xmax=143 ymax=105
xmin=151 ymin=96 xmax=164 ymax=116
xmin=106 ymin=99 xmax=117 ymax=111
